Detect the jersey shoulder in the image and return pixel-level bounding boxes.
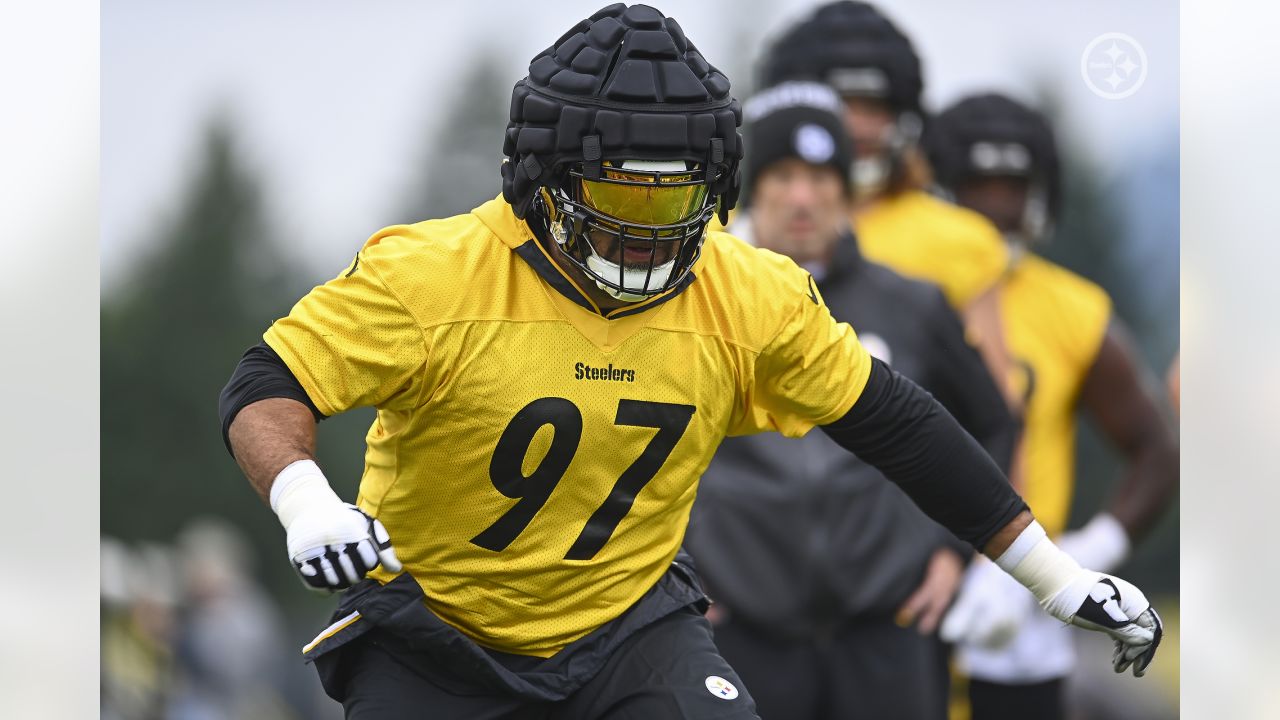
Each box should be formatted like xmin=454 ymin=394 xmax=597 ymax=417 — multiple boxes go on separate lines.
xmin=861 ymin=191 xmax=1005 ymax=252
xmin=683 ymin=230 xmax=822 ymax=351
xmin=354 ymin=198 xmax=523 ymax=328
xmin=1008 ymin=254 xmax=1113 ymax=360
xmin=906 ymin=191 xmax=1004 ymax=245
xmin=1014 ymin=254 xmax=1112 ymax=318
xmin=858 ymin=191 xmax=1009 ymax=307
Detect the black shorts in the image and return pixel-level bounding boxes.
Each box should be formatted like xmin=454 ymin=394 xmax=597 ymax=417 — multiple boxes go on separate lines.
xmin=712 ymin=613 xmax=951 ymax=720
xmin=307 ymin=558 xmax=758 ymax=719
xmin=967 ymin=677 xmax=1064 ymax=720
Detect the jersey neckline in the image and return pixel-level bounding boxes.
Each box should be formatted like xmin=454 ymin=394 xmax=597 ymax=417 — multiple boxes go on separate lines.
xmin=472 ymin=195 xmax=698 ymax=320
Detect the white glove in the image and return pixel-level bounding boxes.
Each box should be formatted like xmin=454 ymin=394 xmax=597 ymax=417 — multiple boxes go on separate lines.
xmin=1055 ymin=513 xmax=1131 ymax=574
xmin=940 ymin=556 xmax=1032 ymax=650
xmin=997 ymin=520 xmax=1162 ymax=677
xmin=271 ymin=460 xmax=402 ymax=593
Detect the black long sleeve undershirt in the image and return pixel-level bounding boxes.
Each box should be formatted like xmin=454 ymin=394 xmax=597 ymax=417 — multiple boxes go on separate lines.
xmin=220 ymin=343 xmax=1026 ymax=548
xmin=218 ymin=342 xmax=324 ymax=456
xmin=821 ymin=357 xmax=1028 ymax=550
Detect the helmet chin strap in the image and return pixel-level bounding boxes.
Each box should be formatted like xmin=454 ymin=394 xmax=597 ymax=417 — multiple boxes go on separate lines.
xmin=1021 ymin=183 xmax=1051 ymax=243
xmin=584 ymin=252 xmax=677 ymax=302
xmin=547 ymin=208 xmax=678 ymax=303
xmin=1002 ymin=233 xmax=1030 ymax=267
xmin=852 ymin=156 xmax=890 ymax=199
xmin=852 ymin=111 xmax=922 ymax=199
xmin=1003 ymin=182 xmax=1053 ymax=265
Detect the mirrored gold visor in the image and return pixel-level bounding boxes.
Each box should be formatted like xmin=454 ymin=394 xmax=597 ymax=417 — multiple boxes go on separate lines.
xmin=579 ymin=167 xmax=708 ymax=227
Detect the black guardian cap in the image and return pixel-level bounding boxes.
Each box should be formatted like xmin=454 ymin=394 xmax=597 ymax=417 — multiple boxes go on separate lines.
xmin=927 ymin=93 xmax=1061 ymax=243
xmin=759 ymin=2 xmax=924 ymax=196
xmin=502 ymin=4 xmax=743 ymax=300
xmin=760 ymin=0 xmax=922 ymax=115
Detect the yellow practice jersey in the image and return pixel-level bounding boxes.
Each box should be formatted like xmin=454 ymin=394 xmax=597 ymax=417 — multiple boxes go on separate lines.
xmin=998 ymin=254 xmax=1111 ymax=536
xmin=265 ymin=196 xmax=872 ymax=656
xmin=855 ymin=190 xmax=1009 ymax=309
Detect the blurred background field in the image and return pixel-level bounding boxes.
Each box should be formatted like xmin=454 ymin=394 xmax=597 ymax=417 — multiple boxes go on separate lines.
xmin=100 ymin=1 xmax=1179 ymax=718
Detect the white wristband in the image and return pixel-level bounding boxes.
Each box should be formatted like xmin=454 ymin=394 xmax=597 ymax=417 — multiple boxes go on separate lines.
xmin=269 ymin=459 xmax=344 ymax=530
xmin=994 ymin=520 xmax=1085 ymax=608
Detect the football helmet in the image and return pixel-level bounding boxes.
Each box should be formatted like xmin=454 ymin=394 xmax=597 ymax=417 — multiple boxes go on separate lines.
xmin=926 ymin=93 xmax=1061 ymax=247
xmin=759 ymin=1 xmax=924 ymax=197
xmin=502 ymin=3 xmax=743 ymax=301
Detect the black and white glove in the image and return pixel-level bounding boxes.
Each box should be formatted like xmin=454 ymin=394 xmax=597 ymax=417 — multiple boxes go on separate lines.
xmin=997 ymin=520 xmax=1162 ymax=677
xmin=271 ymin=459 xmax=402 ymax=593
xmin=1045 ymin=571 xmax=1163 ymax=676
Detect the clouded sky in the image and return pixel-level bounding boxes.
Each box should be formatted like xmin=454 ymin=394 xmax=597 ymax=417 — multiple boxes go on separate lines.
xmin=102 ymin=0 xmax=1176 ymax=286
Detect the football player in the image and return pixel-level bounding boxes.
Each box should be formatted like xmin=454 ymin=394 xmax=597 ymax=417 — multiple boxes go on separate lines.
xmin=759 ymin=1 xmax=1019 ymax=406
xmin=927 ymin=93 xmax=1179 ymax=720
xmin=218 ymin=5 xmax=1162 ymax=718
xmin=685 ymin=80 xmax=1015 ymax=720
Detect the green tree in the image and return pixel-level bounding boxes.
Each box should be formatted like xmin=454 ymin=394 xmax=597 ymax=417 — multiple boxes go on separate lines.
xmin=397 ymin=50 xmax=512 ymax=223
xmin=101 ymin=114 xmax=368 ymax=604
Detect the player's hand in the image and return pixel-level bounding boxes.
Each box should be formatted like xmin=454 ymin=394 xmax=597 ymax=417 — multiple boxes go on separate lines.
xmin=1054 ymin=513 xmax=1130 ymax=574
xmin=896 ymin=547 xmax=964 ymax=634
xmin=286 ymin=503 xmax=402 ymax=593
xmin=1043 ymin=571 xmax=1162 ymax=677
xmin=940 ymin=556 xmax=1030 ymax=649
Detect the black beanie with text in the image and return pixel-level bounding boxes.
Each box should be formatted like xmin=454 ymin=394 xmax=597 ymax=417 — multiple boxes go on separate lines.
xmin=742 ymin=81 xmax=853 ymax=204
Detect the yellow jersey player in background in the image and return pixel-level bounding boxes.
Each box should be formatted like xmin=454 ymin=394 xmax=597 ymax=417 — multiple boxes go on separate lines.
xmin=926 ymin=93 xmax=1179 ymax=720
xmin=757 ymin=1 xmax=1019 ymax=409
xmin=687 ymin=80 xmax=1015 ymax=720
xmin=217 ymin=5 xmax=1163 ymax=718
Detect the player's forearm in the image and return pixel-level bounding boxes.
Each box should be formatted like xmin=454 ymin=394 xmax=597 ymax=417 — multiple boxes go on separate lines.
xmin=1106 ymin=428 xmax=1178 ymax=542
xmin=219 ymin=341 xmax=329 ymax=503
xmin=980 ymin=509 xmax=1033 ymax=558
xmin=228 ymin=397 xmax=318 ymax=503
xmin=941 ymin=374 xmax=1017 ymax=483
xmin=1080 ymin=325 xmax=1179 ymax=544
xmin=820 ymin=357 xmax=1027 ymax=549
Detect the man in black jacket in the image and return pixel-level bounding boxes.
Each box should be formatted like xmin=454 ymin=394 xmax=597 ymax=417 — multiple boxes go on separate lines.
xmin=686 ymin=80 xmax=1018 ymax=720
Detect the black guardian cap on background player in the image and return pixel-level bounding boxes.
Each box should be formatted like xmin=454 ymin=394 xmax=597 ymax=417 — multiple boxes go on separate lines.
xmin=502 ymin=3 xmax=743 ymax=301
xmin=758 ymin=1 xmax=924 ymax=195
xmin=926 ymin=93 xmax=1061 ymax=244
xmin=759 ymin=0 xmax=922 ymax=115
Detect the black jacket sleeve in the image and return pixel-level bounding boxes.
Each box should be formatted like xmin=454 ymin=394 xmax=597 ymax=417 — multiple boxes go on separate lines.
xmin=924 ymin=293 xmax=1018 ymax=475
xmin=820 ymin=357 xmax=1027 ymax=550
xmin=218 ymin=342 xmax=325 ymax=456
